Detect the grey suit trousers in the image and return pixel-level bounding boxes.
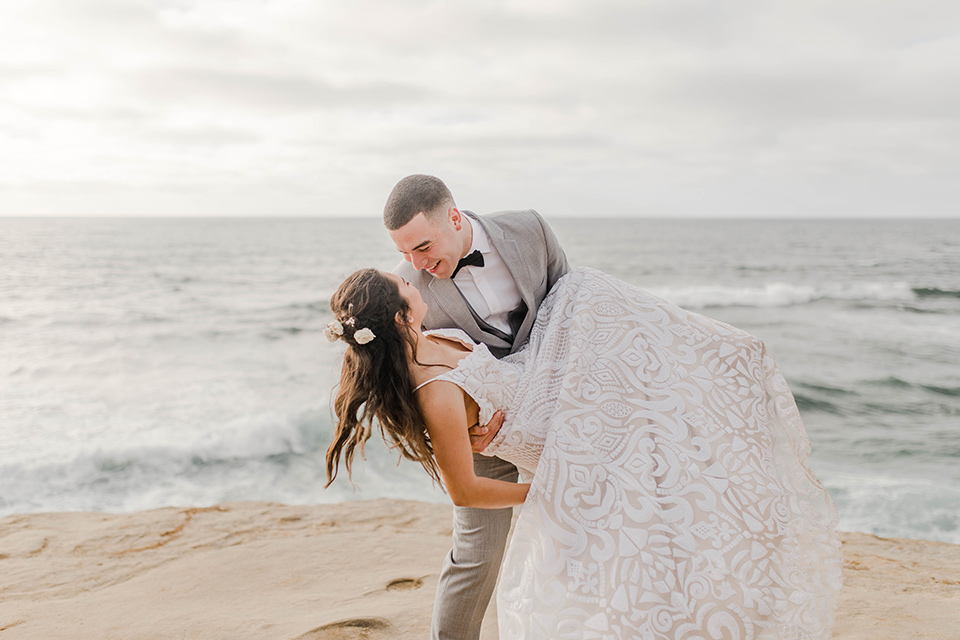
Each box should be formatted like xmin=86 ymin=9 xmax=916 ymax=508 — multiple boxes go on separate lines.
xmin=431 ymin=454 xmax=519 ymax=640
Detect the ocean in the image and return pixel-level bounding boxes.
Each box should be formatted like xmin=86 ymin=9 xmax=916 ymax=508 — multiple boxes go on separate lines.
xmin=2 ymin=216 xmax=958 ymax=544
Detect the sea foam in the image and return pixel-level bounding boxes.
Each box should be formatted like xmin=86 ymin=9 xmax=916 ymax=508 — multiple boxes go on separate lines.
xmin=823 ymin=469 xmax=960 ymax=544
xmin=650 ymin=281 xmax=916 ymax=309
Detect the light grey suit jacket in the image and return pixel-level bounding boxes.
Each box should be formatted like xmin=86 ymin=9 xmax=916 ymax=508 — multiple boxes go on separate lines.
xmin=396 ymin=209 xmax=570 ymax=356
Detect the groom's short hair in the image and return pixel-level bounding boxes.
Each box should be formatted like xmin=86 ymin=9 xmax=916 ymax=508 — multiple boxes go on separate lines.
xmin=383 ymin=174 xmax=456 ymax=230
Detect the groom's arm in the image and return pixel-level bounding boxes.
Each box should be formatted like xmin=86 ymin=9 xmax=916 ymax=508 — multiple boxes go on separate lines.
xmin=532 ymin=209 xmax=571 ymax=289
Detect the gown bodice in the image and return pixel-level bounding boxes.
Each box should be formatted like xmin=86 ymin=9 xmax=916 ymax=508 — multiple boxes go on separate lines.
xmin=419 ymin=329 xmax=543 ymax=478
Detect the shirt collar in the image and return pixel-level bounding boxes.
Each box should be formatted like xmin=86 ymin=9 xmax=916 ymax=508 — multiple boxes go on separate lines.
xmin=466 ymin=216 xmax=493 ymax=255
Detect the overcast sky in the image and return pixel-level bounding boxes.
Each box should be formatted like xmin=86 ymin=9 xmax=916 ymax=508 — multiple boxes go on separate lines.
xmin=1 ymin=0 xmax=958 ymax=217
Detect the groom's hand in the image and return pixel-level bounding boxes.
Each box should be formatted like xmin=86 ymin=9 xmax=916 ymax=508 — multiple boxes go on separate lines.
xmin=469 ymin=411 xmax=504 ymax=453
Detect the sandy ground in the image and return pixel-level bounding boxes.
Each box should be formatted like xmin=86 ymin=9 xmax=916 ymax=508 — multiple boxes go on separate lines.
xmin=1 ymin=500 xmax=958 ymax=639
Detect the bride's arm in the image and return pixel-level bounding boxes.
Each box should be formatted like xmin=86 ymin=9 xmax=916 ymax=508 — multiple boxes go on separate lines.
xmin=417 ymin=381 xmax=529 ymax=509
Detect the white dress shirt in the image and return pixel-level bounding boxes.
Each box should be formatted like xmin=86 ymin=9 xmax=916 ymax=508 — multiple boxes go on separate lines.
xmin=453 ymin=217 xmax=523 ymax=335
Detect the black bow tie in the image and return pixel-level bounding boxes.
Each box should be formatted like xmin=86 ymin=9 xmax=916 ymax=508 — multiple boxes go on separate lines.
xmin=451 ymin=249 xmax=485 ymax=278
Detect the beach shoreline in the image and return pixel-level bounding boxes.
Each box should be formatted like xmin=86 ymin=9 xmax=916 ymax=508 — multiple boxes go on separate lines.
xmin=1 ymin=500 xmax=958 ymax=639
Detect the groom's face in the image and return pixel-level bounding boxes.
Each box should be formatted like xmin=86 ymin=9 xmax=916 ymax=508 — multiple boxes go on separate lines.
xmin=388 ymin=208 xmax=466 ymax=279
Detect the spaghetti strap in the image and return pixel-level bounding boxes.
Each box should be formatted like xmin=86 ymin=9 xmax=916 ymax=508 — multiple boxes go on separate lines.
xmin=413 ymin=329 xmax=478 ymax=393
xmin=414 ymin=377 xmax=444 ymax=392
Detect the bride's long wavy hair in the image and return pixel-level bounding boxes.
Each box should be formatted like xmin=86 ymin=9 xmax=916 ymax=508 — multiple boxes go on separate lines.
xmin=324 ymin=268 xmax=443 ymax=487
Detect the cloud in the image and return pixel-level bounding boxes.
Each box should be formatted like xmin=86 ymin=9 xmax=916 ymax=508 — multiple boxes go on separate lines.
xmin=123 ymin=68 xmax=427 ymax=111
xmin=0 ymin=0 xmax=958 ymax=216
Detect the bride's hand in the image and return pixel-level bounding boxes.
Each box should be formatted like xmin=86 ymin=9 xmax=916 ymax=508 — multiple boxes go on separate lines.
xmin=469 ymin=411 xmax=504 ymax=453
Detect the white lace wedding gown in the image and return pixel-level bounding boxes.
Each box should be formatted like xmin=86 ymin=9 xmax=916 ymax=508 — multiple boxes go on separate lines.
xmin=426 ymin=268 xmax=841 ymax=640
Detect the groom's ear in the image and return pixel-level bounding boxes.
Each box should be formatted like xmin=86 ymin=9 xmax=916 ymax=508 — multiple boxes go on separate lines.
xmin=449 ymin=207 xmax=462 ymax=230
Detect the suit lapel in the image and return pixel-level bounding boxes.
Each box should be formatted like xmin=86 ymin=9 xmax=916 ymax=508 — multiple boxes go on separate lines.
xmin=472 ymin=213 xmax=536 ymax=301
xmin=427 ymin=277 xmax=479 ymax=333
xmin=426 ymin=277 xmax=512 ymax=349
xmin=473 ymin=214 xmax=539 ymax=351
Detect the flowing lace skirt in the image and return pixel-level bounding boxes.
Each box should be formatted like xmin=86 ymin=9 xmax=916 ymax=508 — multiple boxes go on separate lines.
xmin=490 ymin=268 xmax=841 ymax=640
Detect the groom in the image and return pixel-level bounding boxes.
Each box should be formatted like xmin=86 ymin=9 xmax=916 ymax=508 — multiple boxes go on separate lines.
xmin=384 ymin=174 xmax=570 ymax=640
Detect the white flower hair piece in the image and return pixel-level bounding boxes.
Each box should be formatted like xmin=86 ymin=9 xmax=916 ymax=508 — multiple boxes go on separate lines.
xmin=323 ymin=320 xmax=344 ymax=342
xmin=353 ymin=327 xmax=376 ymax=344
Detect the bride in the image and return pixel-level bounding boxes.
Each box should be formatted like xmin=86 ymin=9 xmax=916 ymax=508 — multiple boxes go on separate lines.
xmin=324 ymin=266 xmax=841 ymax=640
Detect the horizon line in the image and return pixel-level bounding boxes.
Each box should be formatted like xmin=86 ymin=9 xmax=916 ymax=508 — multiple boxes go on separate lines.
xmin=2 ymin=213 xmax=958 ymax=221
